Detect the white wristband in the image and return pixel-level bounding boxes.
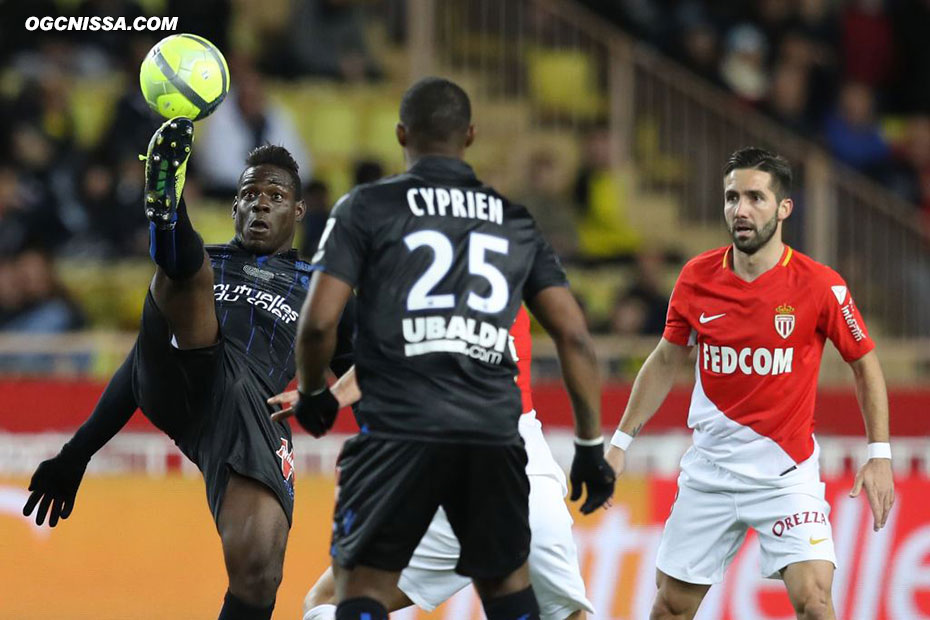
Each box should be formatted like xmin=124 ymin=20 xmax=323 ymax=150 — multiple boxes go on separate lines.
xmin=575 ymin=436 xmax=604 ymax=447
xmin=610 ymin=430 xmax=634 ymax=451
xmin=867 ymin=442 xmax=892 ymax=460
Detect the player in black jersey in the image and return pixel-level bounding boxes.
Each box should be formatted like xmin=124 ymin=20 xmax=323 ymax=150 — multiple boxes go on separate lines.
xmin=286 ymin=78 xmax=615 ymax=620
xmin=20 ymin=118 xmax=332 ymax=620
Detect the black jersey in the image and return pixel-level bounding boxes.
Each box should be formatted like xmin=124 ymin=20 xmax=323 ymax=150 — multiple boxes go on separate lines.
xmin=312 ymin=156 xmax=567 ymax=443
xmin=208 ymin=240 xmax=314 ymax=393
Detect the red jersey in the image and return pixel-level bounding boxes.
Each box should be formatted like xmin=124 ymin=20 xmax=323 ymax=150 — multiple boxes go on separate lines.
xmin=511 ymin=306 xmax=533 ymax=413
xmin=664 ymin=245 xmax=874 ymax=484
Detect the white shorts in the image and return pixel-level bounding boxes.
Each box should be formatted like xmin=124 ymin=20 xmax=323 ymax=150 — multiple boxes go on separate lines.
xmin=398 ymin=411 xmax=593 ymax=620
xmin=656 ymin=453 xmax=837 ymax=585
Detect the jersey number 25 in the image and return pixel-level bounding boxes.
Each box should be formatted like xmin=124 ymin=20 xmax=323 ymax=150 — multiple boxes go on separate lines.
xmin=404 ymin=230 xmax=509 ymax=314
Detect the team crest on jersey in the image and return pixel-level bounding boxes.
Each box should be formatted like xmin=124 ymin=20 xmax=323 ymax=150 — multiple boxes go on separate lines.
xmin=276 ymin=438 xmax=296 ymax=498
xmin=774 ymin=304 xmax=795 ymax=339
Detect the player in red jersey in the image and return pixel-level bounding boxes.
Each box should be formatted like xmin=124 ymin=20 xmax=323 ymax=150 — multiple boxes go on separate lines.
xmin=605 ymin=147 xmax=894 ymax=620
xmin=271 ymin=307 xmax=594 ymax=620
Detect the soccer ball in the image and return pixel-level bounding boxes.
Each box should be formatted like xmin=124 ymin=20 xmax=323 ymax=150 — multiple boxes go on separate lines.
xmin=139 ymin=33 xmax=230 ymax=121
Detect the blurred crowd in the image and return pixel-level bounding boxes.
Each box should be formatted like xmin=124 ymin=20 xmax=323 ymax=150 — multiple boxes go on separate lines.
xmin=4 ymin=0 xmax=930 ymax=353
xmin=0 ymin=0 xmax=388 ymax=340
xmin=582 ymin=0 xmax=930 ymax=219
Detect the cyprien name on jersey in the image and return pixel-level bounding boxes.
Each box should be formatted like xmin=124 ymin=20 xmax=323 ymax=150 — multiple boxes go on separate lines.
xmin=406 ymin=187 xmax=504 ymax=224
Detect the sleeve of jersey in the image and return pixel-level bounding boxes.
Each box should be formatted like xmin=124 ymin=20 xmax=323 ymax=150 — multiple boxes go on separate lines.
xmin=311 ymin=191 xmax=368 ymax=287
xmin=817 ymin=276 xmax=875 ymax=362
xmin=522 ymin=233 xmax=569 ymax=301
xmin=662 ymin=270 xmax=693 ymax=346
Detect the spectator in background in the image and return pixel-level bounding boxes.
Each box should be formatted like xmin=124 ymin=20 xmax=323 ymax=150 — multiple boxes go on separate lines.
xmin=752 ymin=0 xmax=796 ymax=62
xmin=0 ymin=163 xmax=41 ymax=256
xmin=194 ymin=57 xmax=311 ymax=197
xmin=300 ymin=180 xmax=331 ymax=258
xmin=764 ymin=61 xmax=815 ymax=135
xmin=573 ymin=125 xmax=639 ymax=262
xmin=776 ymin=28 xmax=838 ymax=126
xmin=0 ymin=246 xmax=87 ymax=374
xmin=264 ymin=0 xmax=381 ymax=81
xmin=841 ymin=0 xmax=894 ymax=88
xmin=0 ymin=247 xmax=84 ymax=334
xmin=608 ymin=250 xmax=669 ymax=336
xmin=71 ymin=154 xmax=148 ymax=257
xmin=720 ymin=24 xmax=769 ymax=105
xmin=673 ymin=1 xmax=723 ymax=86
xmin=301 ymin=158 xmax=384 ymax=256
xmin=515 ymin=149 xmax=578 ymax=259
xmin=824 ymin=81 xmax=890 ymax=177
xmin=100 ymin=35 xmax=163 ymax=163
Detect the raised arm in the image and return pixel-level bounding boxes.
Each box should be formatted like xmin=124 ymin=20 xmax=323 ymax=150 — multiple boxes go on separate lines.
xmin=605 ymin=337 xmax=692 ymax=476
xmin=23 ymin=345 xmax=139 ymax=527
xmin=528 ymin=285 xmax=614 ymax=514
xmin=847 ymin=350 xmax=894 ymax=531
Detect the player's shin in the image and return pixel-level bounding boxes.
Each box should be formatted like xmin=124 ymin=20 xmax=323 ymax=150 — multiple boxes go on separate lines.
xmin=482 ymin=586 xmax=541 ymax=620
xmin=148 ymin=198 xmax=205 ymax=280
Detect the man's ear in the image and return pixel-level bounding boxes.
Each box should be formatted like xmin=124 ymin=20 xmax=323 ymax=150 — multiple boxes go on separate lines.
xmin=464 ymin=124 xmax=475 ymax=148
xmin=231 ymin=197 xmax=238 ymax=219
xmin=295 ymin=199 xmax=306 ymax=222
xmin=778 ymin=197 xmax=794 ymax=221
xmin=396 ymin=123 xmax=407 ymax=147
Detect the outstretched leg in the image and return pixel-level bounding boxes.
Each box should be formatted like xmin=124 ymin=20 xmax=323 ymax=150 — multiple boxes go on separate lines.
xmin=216 ymin=472 xmax=289 ymax=620
xmin=144 ymin=117 xmax=218 ymax=349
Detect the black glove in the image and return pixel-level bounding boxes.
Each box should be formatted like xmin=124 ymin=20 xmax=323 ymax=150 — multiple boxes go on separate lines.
xmin=569 ymin=441 xmax=616 ymax=515
xmin=294 ymin=387 xmax=340 ymax=437
xmin=23 ymin=451 xmax=89 ymax=527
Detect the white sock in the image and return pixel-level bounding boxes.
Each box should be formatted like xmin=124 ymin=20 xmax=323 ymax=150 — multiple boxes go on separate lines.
xmin=302 ymin=603 xmax=336 ymax=620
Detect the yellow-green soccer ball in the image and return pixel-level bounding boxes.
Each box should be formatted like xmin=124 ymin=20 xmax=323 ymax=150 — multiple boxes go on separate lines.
xmin=139 ymin=33 xmax=230 ymax=121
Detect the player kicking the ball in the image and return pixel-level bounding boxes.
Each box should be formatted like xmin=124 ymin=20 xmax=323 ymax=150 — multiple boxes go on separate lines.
xmin=20 ymin=118 xmax=341 ymax=620
xmin=271 ymin=307 xmax=595 ymax=620
xmin=605 ymin=147 xmax=894 ymax=620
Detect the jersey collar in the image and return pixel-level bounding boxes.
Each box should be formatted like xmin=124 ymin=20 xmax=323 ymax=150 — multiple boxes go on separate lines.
xmin=722 ymin=244 xmax=793 ymax=270
xmin=408 ymin=156 xmax=481 ymax=186
xmin=229 ymin=237 xmax=299 ymax=260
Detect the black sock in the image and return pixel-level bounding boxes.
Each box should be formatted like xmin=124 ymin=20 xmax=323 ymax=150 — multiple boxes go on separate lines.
xmin=217 ymin=590 xmax=273 ymax=620
xmin=335 ymin=596 xmax=388 ymax=620
xmin=149 ymin=197 xmax=204 ymax=280
xmin=482 ymin=586 xmax=540 ymax=620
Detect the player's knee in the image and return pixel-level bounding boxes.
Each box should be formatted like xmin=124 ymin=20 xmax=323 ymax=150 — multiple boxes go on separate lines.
xmin=791 ymin=586 xmax=832 ymax=620
xmin=225 ymin=543 xmax=285 ymax=604
xmin=650 ymin=591 xmax=699 ymax=620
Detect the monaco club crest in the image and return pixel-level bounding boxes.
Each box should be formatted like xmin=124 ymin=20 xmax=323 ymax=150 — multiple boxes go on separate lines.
xmin=774 ymin=304 xmax=795 ymax=339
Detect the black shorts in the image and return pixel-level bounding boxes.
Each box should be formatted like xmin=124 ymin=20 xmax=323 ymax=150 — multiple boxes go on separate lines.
xmin=331 ymin=433 xmax=530 ymax=579
xmin=131 ymin=291 xmax=295 ymax=525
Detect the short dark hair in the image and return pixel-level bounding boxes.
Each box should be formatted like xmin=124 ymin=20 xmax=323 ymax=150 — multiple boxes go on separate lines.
xmin=399 ymin=77 xmax=471 ymax=148
xmin=243 ymin=144 xmax=302 ymax=199
xmin=723 ymin=147 xmax=792 ymax=201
